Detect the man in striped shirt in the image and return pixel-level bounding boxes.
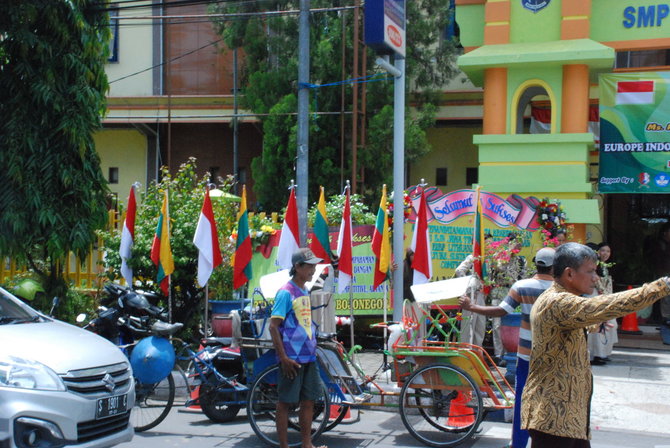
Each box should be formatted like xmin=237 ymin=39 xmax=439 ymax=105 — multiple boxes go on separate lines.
xmin=459 ymin=247 xmax=555 ymax=448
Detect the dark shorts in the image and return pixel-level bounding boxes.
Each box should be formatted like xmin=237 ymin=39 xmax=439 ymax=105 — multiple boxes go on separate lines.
xmin=277 ymin=361 xmax=323 ymax=403
xmin=529 ymin=429 xmax=591 ymax=448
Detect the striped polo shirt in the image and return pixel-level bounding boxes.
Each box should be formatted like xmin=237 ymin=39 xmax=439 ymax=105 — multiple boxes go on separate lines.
xmin=499 ymin=274 xmax=553 ymax=361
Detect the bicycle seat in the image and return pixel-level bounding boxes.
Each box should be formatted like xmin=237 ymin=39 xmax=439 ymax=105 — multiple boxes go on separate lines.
xmin=150 ymin=321 xmax=183 ymax=336
xmin=317 ymin=332 xmax=337 ymax=341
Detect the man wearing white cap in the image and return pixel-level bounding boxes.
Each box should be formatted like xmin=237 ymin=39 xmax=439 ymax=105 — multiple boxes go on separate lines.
xmin=460 ymin=247 xmax=555 ymax=448
xmin=269 ymin=247 xmax=327 ymax=448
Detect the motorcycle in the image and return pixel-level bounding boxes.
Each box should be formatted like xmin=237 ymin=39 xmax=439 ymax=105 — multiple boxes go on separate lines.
xmin=82 ymin=283 xmax=183 ymax=431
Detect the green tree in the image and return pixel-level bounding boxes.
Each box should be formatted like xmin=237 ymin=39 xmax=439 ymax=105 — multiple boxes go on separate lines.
xmin=0 ymin=1 xmax=112 ymax=298
xmin=98 ymin=158 xmax=239 ymax=337
xmin=211 ymin=0 xmax=459 ymax=210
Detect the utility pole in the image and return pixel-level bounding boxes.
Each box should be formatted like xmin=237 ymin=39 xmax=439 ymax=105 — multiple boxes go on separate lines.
xmin=232 ymin=47 xmax=239 ymax=195
xmin=296 ymin=0 xmax=310 ymax=245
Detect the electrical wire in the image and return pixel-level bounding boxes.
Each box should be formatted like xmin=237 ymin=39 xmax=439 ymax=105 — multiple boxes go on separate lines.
xmin=90 ymin=0 xmax=271 ymax=13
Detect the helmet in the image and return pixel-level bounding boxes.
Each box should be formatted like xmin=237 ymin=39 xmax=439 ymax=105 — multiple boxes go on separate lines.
xmin=13 ymin=279 xmax=45 ymax=302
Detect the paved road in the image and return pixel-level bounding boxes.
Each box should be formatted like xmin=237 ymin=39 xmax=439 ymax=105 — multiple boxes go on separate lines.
xmin=119 ymin=345 xmax=670 ymax=448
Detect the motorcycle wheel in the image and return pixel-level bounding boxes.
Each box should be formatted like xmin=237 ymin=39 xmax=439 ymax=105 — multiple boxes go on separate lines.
xmin=199 ymin=372 xmax=243 ymax=423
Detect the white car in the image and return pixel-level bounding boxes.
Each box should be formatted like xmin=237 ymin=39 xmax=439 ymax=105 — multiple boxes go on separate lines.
xmin=0 ymin=287 xmax=135 ymax=448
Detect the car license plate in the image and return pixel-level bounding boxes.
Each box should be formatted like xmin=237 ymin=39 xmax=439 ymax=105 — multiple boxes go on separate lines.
xmin=96 ymin=394 xmax=128 ymax=419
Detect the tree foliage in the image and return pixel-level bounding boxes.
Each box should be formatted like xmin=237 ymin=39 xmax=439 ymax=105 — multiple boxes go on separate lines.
xmin=211 ymin=0 xmax=460 ymax=211
xmin=98 ymin=158 xmax=239 ymax=336
xmin=0 ymin=0 xmax=112 ymax=297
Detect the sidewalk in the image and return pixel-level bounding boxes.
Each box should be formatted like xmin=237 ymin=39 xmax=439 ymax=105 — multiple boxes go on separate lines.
xmin=615 ymin=324 xmax=670 ymax=350
xmin=351 ymin=341 xmax=670 ymax=436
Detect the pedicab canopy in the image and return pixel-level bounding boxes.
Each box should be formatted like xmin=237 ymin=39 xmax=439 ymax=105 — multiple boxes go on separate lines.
xmin=410 ymin=275 xmax=474 ymax=306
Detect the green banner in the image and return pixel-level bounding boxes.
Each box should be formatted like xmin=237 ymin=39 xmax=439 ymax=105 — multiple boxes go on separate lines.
xmin=599 ymin=72 xmax=670 ymax=193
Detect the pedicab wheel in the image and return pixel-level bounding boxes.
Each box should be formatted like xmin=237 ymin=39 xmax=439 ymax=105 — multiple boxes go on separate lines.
xmin=246 ymin=364 xmax=330 ymax=447
xmin=131 ymin=373 xmax=176 ymax=432
xmin=199 ymin=372 xmax=243 ymax=423
xmin=399 ymin=364 xmax=483 ymax=448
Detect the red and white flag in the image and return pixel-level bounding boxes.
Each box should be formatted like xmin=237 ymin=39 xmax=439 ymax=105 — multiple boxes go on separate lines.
xmin=337 ymin=186 xmax=353 ymax=293
xmin=530 ymin=105 xmax=600 ymax=147
xmin=277 ymin=187 xmax=300 ymax=269
xmin=616 ymin=80 xmax=655 ymax=105
xmin=193 ymin=187 xmax=223 ymax=286
xmin=410 ymin=186 xmax=432 ymax=285
xmin=119 ymin=186 xmax=137 ymax=287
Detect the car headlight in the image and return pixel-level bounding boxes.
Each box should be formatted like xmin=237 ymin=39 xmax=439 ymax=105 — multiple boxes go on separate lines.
xmin=0 ymin=354 xmax=66 ymax=391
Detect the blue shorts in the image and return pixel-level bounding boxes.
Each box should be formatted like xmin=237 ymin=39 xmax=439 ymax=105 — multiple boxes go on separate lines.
xmin=277 ymin=361 xmax=323 ymax=403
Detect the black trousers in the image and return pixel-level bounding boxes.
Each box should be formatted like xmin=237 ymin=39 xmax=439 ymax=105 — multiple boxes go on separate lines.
xmin=529 ymin=429 xmax=591 ymax=448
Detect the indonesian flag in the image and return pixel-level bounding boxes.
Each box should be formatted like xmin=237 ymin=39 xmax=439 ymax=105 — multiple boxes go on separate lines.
xmin=337 ymin=186 xmax=353 ymax=293
xmin=410 ymin=186 xmax=432 ymax=285
xmin=616 ymin=80 xmax=655 ymax=105
xmin=151 ymin=190 xmax=175 ymax=295
xmin=233 ymin=186 xmax=253 ymax=289
xmin=472 ymin=187 xmax=484 ymax=279
xmin=119 ymin=185 xmax=136 ymax=287
xmin=193 ymin=187 xmax=223 ymax=287
xmin=310 ymin=186 xmax=333 ymax=263
xmin=277 ymin=187 xmax=300 ymax=269
xmin=371 ymin=184 xmax=391 ymax=290
xmin=531 ymin=105 xmax=600 ymax=147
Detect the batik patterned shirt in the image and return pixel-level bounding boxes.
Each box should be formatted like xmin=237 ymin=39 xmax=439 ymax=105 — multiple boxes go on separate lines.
xmin=271 ymin=281 xmax=317 ymax=363
xmin=521 ymin=278 xmax=670 ymax=440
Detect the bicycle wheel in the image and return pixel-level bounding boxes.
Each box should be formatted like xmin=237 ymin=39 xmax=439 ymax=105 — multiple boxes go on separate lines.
xmin=200 ymin=372 xmax=243 ymax=423
xmin=399 ymin=364 xmax=483 ymax=448
xmin=247 ymin=364 xmax=329 ymax=447
xmin=131 ymin=372 xmax=176 ymax=432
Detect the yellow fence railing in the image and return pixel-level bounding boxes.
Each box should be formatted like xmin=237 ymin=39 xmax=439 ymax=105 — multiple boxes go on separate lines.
xmin=1 ymin=209 xmax=281 ymax=290
xmin=0 ymin=210 xmax=123 ymax=290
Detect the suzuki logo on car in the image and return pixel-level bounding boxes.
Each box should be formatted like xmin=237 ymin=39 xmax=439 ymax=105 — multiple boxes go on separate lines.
xmin=102 ymin=373 xmax=116 ymax=392
xmin=387 ymin=24 xmax=402 ymax=48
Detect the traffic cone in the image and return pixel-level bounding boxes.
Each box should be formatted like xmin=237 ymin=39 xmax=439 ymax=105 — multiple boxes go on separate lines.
xmin=447 ymin=391 xmax=475 ymax=428
xmin=619 ymin=286 xmax=643 ymax=335
xmin=187 ymin=385 xmax=202 ymax=410
xmin=620 ymin=312 xmax=642 ymax=334
xmin=329 ymin=404 xmax=353 ymax=422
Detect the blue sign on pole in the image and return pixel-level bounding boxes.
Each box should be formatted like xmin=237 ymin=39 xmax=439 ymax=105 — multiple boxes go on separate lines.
xmin=364 ymin=0 xmax=406 ymax=57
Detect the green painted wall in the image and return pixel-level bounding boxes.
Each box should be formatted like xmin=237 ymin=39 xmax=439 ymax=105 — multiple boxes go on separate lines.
xmin=455 ymin=3 xmax=485 ymax=48
xmin=507 ymin=66 xmax=563 ymax=133
xmin=510 ymin=0 xmax=561 ymax=43
xmin=475 ymin=133 xmax=594 ymax=193
xmin=592 ymin=0 xmax=670 ymax=43
xmin=413 ymin=125 xmax=481 ymax=190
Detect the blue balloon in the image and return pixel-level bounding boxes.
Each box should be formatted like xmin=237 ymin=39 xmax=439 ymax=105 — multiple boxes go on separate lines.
xmin=130 ymin=336 xmax=175 ymax=384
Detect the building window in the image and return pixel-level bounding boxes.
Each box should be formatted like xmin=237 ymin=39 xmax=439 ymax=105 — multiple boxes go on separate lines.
xmin=466 ymin=167 xmax=478 ymax=186
xmin=108 ymin=9 xmax=119 ymax=63
xmin=435 ymin=168 xmax=448 ymax=186
xmin=108 ymin=167 xmax=119 ymax=184
xmin=615 ymin=49 xmax=670 ymax=69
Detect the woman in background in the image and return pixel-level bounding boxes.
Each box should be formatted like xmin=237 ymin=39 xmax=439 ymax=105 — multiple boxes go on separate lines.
xmin=588 ymin=242 xmax=618 ymax=365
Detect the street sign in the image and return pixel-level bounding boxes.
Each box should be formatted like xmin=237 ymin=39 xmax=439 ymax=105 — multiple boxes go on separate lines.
xmin=364 ymin=0 xmax=406 ymax=57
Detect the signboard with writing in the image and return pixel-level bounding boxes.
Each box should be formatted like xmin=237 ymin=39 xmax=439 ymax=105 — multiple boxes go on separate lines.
xmin=599 ymin=72 xmax=670 ymax=193
xmin=364 ymin=0 xmax=406 ymax=57
xmin=247 ymin=188 xmax=544 ymax=315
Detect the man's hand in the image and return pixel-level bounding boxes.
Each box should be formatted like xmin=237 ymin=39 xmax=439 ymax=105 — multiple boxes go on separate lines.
xmin=279 ymin=356 xmax=301 ymax=380
xmin=459 ymin=295 xmax=472 ymax=310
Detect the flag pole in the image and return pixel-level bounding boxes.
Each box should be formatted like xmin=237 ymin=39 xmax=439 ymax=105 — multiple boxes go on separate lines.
xmin=204 ymin=284 xmax=209 ymax=337
xmin=166 ymin=187 xmax=173 ymax=324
